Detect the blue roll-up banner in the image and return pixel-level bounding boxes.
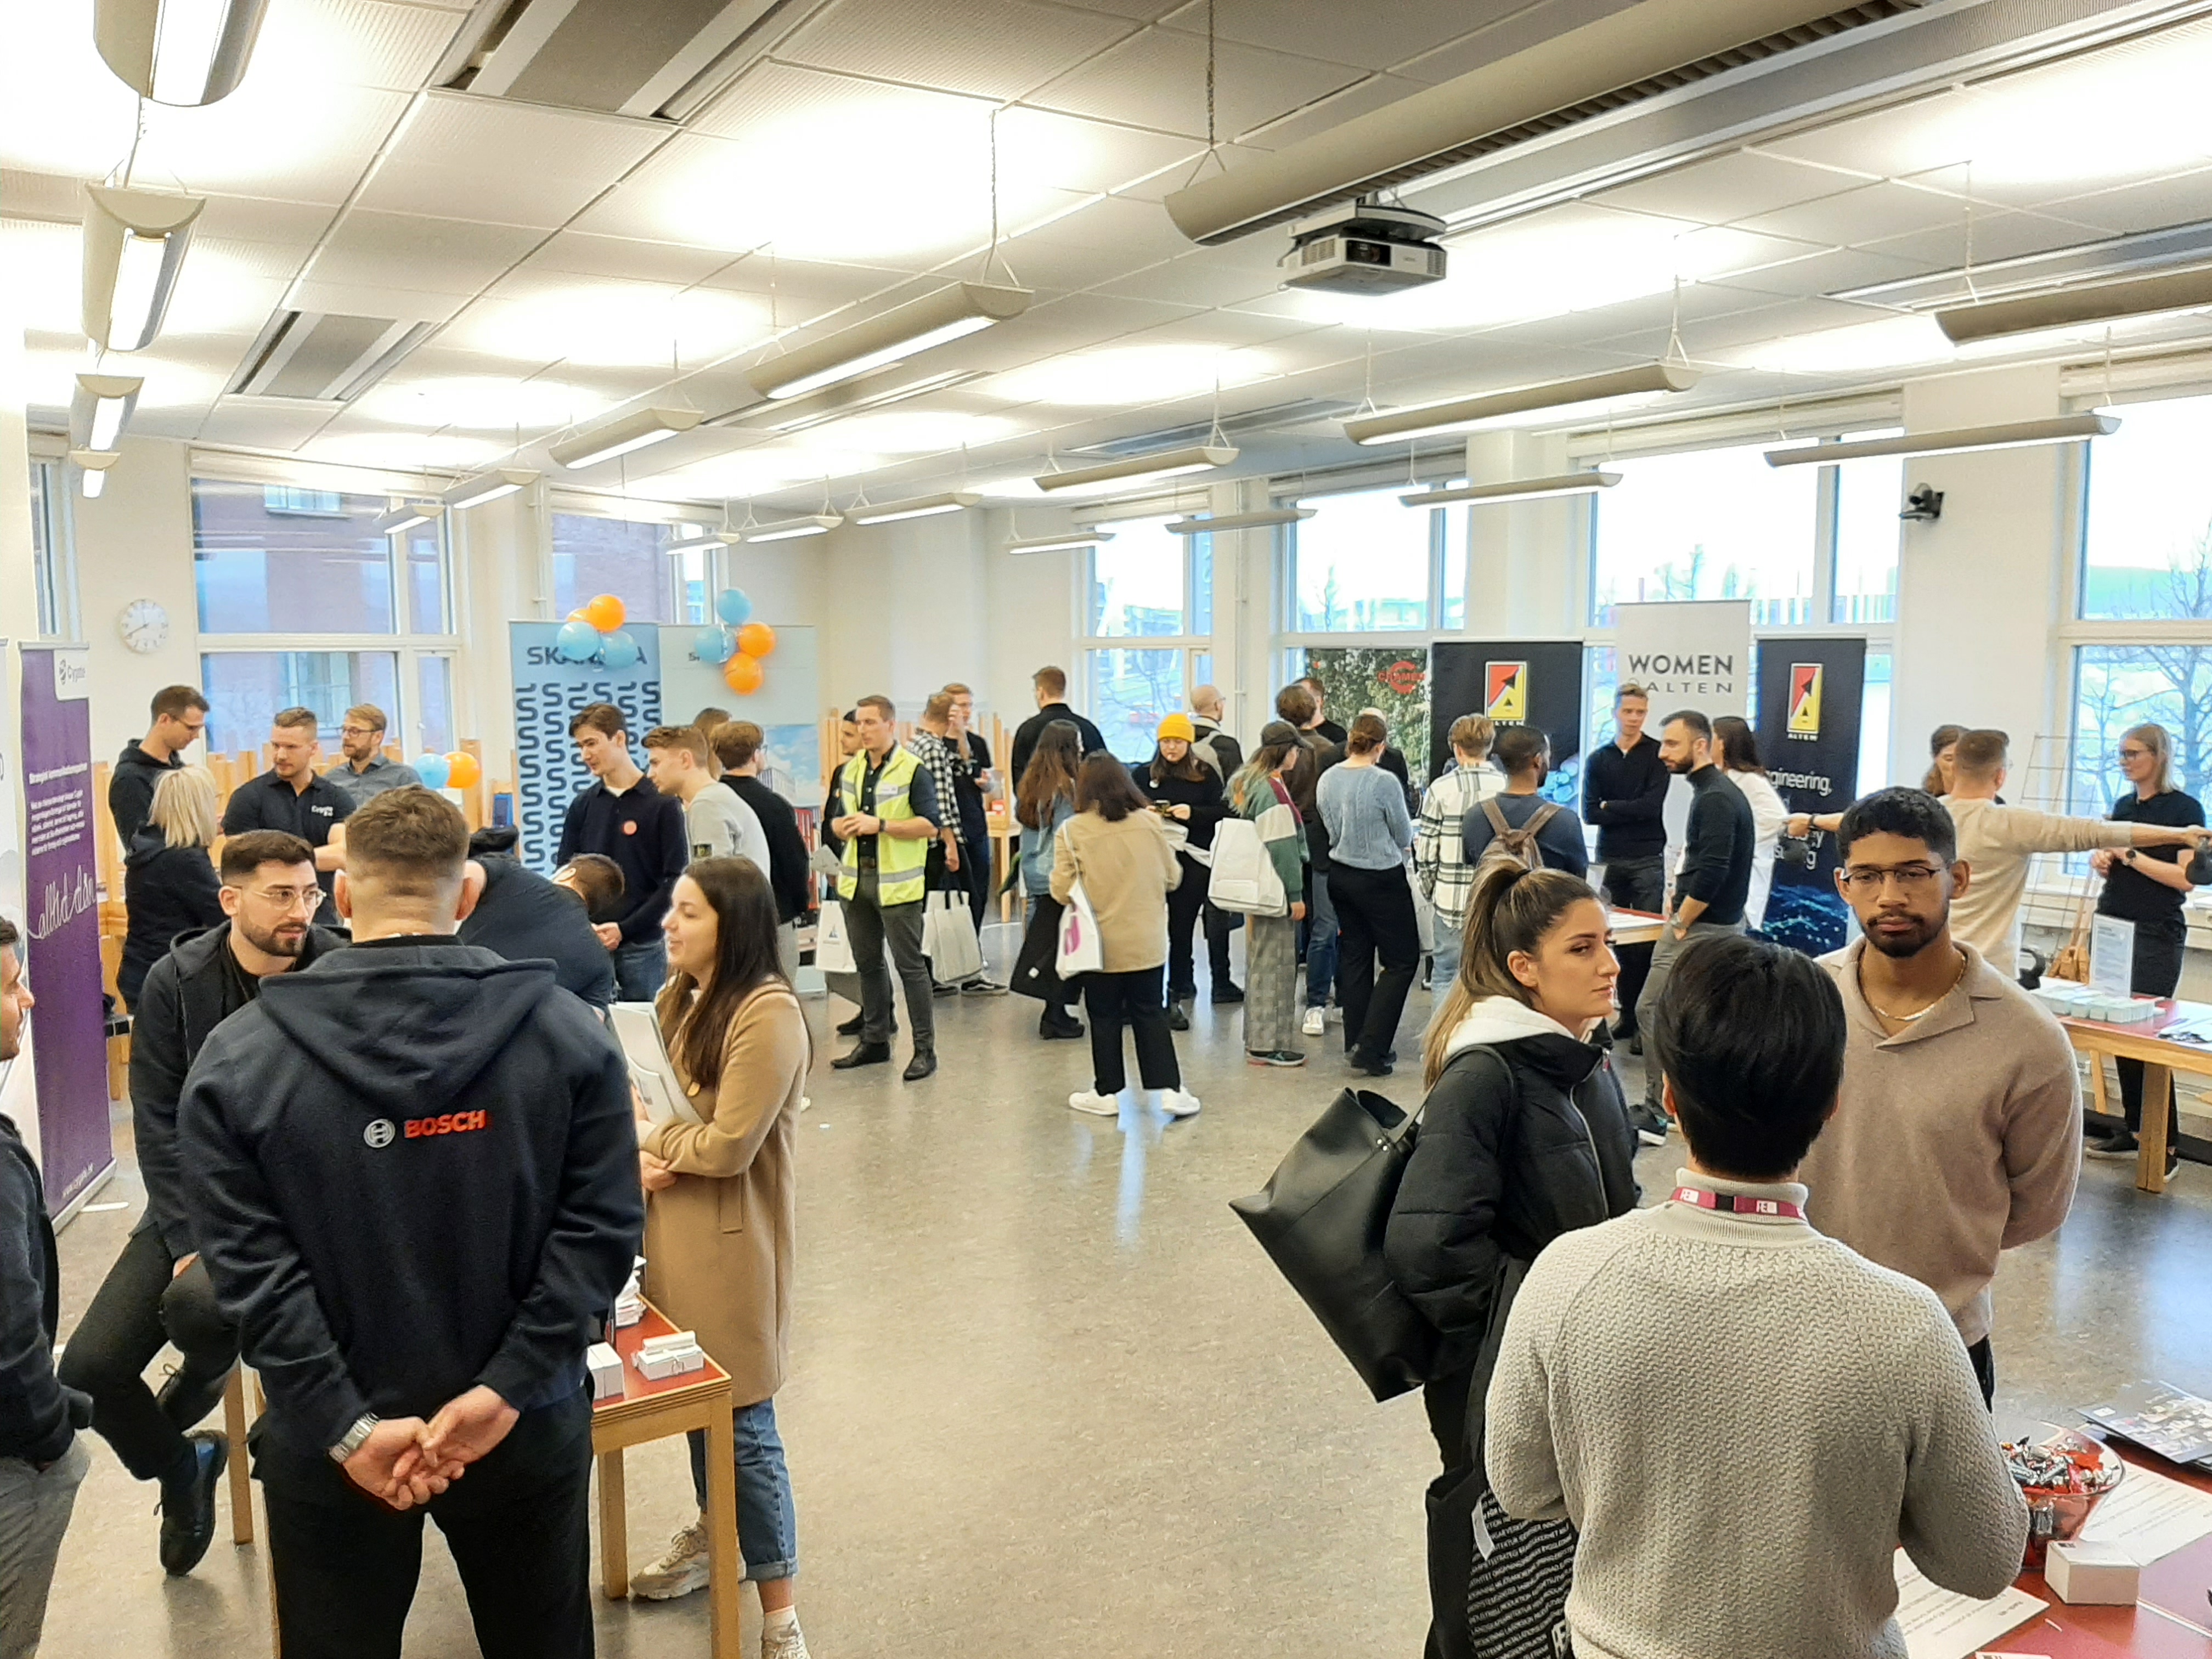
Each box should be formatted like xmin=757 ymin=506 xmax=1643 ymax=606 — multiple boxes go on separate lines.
xmin=1756 ymin=637 xmax=1865 ymax=955
xmin=508 ymin=623 xmax=663 ymax=873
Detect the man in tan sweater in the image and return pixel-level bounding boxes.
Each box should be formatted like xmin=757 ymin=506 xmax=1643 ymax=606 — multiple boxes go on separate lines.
xmin=1798 ymin=786 xmax=2080 ymax=1404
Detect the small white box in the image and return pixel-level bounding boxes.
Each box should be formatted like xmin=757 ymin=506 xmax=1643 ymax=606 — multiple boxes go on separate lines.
xmin=640 ymin=1329 xmax=698 ymax=1355
xmin=635 ymin=1344 xmax=707 ymax=1381
xmin=587 ymin=1342 xmax=624 ymax=1402
xmin=613 ymin=1295 xmax=645 ymax=1328
xmin=2046 ymin=1539 xmax=2140 ymax=1605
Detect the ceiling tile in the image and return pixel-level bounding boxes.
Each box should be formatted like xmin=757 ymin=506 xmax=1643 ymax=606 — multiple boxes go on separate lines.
xmin=1397 ymin=0 xmax=1640 ymax=84
xmin=0 ymin=170 xmax=83 ymax=223
xmin=1855 ymin=208 xmax=2116 ymax=270
xmin=1703 ymin=245 xmax=1936 ymax=302
xmin=1092 ymin=253 xmax=1285 ymax=308
xmin=194 ymin=196 xmax=342 ymax=249
xmin=0 ymin=217 xmax=83 ymax=335
xmin=146 ymin=84 xmax=414 ymax=205
xmin=1158 ymin=0 xmax=1504 ymax=74
xmin=1736 ymin=180 xmax=1969 ymax=248
xmin=307 ymin=210 xmax=543 ymax=294
xmin=696 ymin=256 xmax=916 ymax=320
xmin=780 ymin=0 xmax=1137 ymax=99
xmin=2037 ymin=169 xmax=2212 ymax=237
xmin=251 ymin=0 xmax=465 ymax=95
xmin=995 ymin=106 xmax=1207 ymax=196
xmin=281 ymin=280 xmax=478 ymax=326
xmin=193 ymin=399 xmax=349 ymax=453
xmin=352 ymin=94 xmax=672 ymax=229
xmin=439 ymin=273 xmax=769 ymax=369
xmin=1025 ymin=31 xmax=1367 ymax=142
xmin=520 ymin=230 xmax=740 ymax=287
xmin=1592 ymin=150 xmax=1869 ymax=228
xmin=1239 ymin=72 xmax=1428 ymax=151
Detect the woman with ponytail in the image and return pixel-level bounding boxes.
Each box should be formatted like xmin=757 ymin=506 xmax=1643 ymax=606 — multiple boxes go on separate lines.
xmin=1388 ymin=862 xmax=1639 ymax=1454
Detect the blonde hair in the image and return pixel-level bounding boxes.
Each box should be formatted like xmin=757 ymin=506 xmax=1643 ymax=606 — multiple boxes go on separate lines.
xmin=1449 ymin=714 xmax=1496 ymax=759
xmin=149 ymin=766 xmax=219 ymax=850
xmin=2123 ymin=722 xmax=2176 ymax=794
xmin=1421 ymin=864 xmax=1600 ymax=1088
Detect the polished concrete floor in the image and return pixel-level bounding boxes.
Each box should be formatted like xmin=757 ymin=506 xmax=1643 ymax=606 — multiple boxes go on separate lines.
xmin=38 ymin=937 xmax=2212 ymax=1658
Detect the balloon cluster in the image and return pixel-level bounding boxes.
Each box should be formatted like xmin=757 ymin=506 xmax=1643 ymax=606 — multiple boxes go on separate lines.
xmin=555 ymin=593 xmax=642 ymax=670
xmin=413 ymin=751 xmax=482 ymax=792
xmin=691 ymin=588 xmax=777 ymax=696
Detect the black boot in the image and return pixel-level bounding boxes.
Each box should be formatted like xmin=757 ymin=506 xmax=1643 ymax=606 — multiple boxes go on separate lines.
xmin=1040 ymin=1011 xmax=1084 ymax=1040
xmin=832 ymin=1042 xmax=891 ymax=1069
xmin=159 ymin=1430 xmax=227 ymax=1576
xmin=156 ymin=1364 xmax=231 ymax=1434
xmin=834 ymin=1012 xmax=864 ymax=1037
xmin=1166 ymin=999 xmax=1191 ymax=1032
xmin=902 ymin=1048 xmax=938 ymax=1082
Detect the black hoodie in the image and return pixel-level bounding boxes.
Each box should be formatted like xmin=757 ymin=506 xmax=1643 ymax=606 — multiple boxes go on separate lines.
xmin=119 ymin=826 xmax=225 ymax=1007
xmin=109 ymin=740 xmax=184 ymax=848
xmin=178 ymin=937 xmax=642 ymax=1460
xmin=0 ymin=1114 xmax=92 ymax=1465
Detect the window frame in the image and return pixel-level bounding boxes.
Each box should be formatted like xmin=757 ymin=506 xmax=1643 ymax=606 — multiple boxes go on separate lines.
xmin=542 ymin=494 xmax=712 ymax=627
xmin=28 ymin=457 xmax=80 ymax=641
xmin=1078 ymin=518 xmax=1214 ymax=759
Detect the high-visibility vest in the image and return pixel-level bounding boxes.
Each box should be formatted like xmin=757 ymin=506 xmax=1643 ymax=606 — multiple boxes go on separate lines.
xmin=834 ymin=745 xmax=930 ymax=905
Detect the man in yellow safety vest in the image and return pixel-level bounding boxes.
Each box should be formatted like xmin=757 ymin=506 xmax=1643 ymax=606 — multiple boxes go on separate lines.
xmin=830 ymin=695 xmax=942 ymax=1080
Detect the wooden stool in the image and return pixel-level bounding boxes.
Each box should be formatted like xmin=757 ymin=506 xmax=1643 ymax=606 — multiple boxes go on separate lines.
xmin=222 ymin=1367 xmax=255 ymax=1544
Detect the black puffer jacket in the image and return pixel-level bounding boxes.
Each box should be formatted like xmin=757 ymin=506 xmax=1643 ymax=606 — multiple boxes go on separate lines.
xmin=1385 ymin=998 xmax=1639 ymax=1374
xmin=1132 ymin=758 xmax=1227 ymax=851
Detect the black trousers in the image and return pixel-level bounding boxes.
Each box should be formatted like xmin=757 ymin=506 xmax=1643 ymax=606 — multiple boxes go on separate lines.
xmin=1165 ymin=853 xmax=1233 ymax=999
xmin=57 ymin=1224 xmax=236 ymax=1481
xmin=2117 ymin=921 xmax=2187 ymax=1137
xmin=1083 ymin=966 xmax=1181 ymax=1094
xmin=1601 ymin=856 xmax=1666 ymax=1036
xmin=1967 ymin=1337 xmax=1995 ymax=1409
xmin=1328 ymin=862 xmax=1420 ymax=1068
xmin=962 ymin=829 xmax=992 ymax=934
xmin=259 ymin=1390 xmax=593 ymax=1659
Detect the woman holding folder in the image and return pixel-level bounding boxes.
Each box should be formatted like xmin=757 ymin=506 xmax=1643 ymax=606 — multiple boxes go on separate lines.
xmin=630 ymin=856 xmax=815 ymax=1659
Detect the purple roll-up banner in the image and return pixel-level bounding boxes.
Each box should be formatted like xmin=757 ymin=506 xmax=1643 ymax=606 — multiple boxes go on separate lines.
xmin=20 ymin=647 xmax=113 ymax=1213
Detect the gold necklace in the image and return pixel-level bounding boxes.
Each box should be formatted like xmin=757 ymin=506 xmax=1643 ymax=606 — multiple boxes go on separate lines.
xmin=1861 ymin=946 xmax=1968 ymax=1023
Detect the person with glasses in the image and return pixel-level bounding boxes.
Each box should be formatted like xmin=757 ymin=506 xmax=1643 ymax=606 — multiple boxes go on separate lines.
xmin=59 ymin=833 xmax=346 ymax=1578
xmin=110 ymin=684 xmax=208 ymax=848
xmin=1795 ymin=788 xmax=2081 ymax=1407
xmin=220 ymin=707 xmax=355 ymax=925
xmin=2086 ymin=723 xmax=2204 ymax=1172
xmin=324 ymin=704 xmax=422 ymax=805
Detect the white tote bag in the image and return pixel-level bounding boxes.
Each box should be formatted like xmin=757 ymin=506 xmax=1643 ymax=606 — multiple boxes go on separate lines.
xmin=815 ymin=899 xmax=856 ymax=975
xmin=1056 ymin=879 xmax=1104 ymax=977
xmin=923 ymin=888 xmax=984 ymax=983
xmin=1206 ymin=817 xmax=1287 ymax=917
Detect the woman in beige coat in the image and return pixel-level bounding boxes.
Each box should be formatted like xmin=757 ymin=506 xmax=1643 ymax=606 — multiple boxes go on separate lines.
xmin=629 ymin=857 xmax=814 ymax=1659
xmin=1051 ymin=749 xmax=1199 ymax=1121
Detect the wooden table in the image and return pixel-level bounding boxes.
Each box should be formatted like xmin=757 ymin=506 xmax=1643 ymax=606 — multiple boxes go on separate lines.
xmin=592 ymin=1305 xmax=741 ymax=1659
xmin=1606 ymin=908 xmax=1668 ymax=947
xmin=2059 ymin=999 xmax=2212 ymax=1195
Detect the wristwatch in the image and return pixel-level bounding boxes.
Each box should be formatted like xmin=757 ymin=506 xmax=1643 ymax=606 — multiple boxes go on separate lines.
xmin=329 ymin=1413 xmax=380 ymax=1464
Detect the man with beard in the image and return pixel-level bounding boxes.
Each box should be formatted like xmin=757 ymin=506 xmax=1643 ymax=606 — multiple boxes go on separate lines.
xmin=324 ymin=704 xmax=421 ymax=805
xmin=221 ymin=707 xmax=354 ymax=923
xmin=59 ymin=833 xmax=346 ymax=1575
xmin=1797 ymin=788 xmax=2080 ymax=1407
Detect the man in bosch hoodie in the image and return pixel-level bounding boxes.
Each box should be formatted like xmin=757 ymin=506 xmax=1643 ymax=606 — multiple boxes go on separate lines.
xmin=61 ymin=832 xmax=343 ymax=1578
xmin=179 ymin=788 xmax=642 ymax=1659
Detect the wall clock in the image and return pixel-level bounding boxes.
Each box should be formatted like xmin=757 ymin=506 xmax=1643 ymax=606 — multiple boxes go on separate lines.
xmin=119 ymin=599 xmax=169 ymax=654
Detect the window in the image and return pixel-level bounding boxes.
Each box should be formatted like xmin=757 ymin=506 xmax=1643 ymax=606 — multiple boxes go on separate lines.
xmin=1590 ymin=442 xmax=1820 ymax=627
xmin=1081 ymin=517 xmax=1211 ymax=760
xmin=1089 ymin=518 xmax=1186 ymax=636
xmin=2080 ymin=394 xmax=2212 ymax=620
xmin=1832 ymin=459 xmax=1902 ymax=624
xmin=28 ymin=460 xmax=77 ymax=640
xmin=263 ymin=485 xmax=345 ymax=516
xmin=1290 ymin=486 xmax=1436 ymax=631
xmin=201 ymin=651 xmax=401 ymax=754
xmin=416 ymin=656 xmax=456 ymax=754
xmin=551 ymin=511 xmax=699 ymax=625
xmin=2070 ymin=644 xmax=2212 ymax=815
xmin=1858 ymin=651 xmax=1892 ymax=798
xmin=194 ymin=479 xmax=399 ymax=633
xmin=1090 ymin=647 xmax=1189 ymax=760
xmin=404 ymin=522 xmax=448 ymax=634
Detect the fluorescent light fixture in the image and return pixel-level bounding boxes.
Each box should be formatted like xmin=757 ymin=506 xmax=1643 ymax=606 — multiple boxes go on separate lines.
xmin=1346 ymin=364 xmax=1699 ymax=447
xmin=1400 ymin=471 xmax=1622 ymax=507
xmin=742 ymin=370 xmax=976 ymax=436
xmin=82 ymin=184 xmax=205 ymax=352
xmin=743 ymin=515 xmax=843 ymax=543
xmin=748 ymin=283 xmax=1031 ymax=402
xmin=439 ymin=466 xmax=539 ymax=510
xmin=1008 ymin=530 xmax=1116 ymax=555
xmin=374 ymin=501 xmax=445 ymax=535
xmin=70 ymin=449 xmax=121 ymax=499
xmin=95 ymin=0 xmax=270 ymax=104
xmin=1034 ymin=444 xmax=1239 ymax=494
xmin=1165 ymin=507 xmax=1316 ymax=534
xmin=548 ymin=406 xmax=704 ymax=469
xmin=851 ymin=492 xmax=981 ymax=526
xmin=1935 ymin=264 xmax=2212 ymax=345
xmin=1763 ymin=413 xmax=2118 ymax=467
xmin=71 ymin=373 xmax=143 ymax=450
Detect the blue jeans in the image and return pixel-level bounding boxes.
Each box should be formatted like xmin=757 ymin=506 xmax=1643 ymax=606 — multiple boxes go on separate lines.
xmin=687 ymin=1397 xmax=798 ymax=1582
xmin=1304 ymin=868 xmax=1339 ymax=1006
xmin=1430 ymin=915 xmax=1464 ymax=998
xmin=613 ymin=936 xmax=667 ymax=1002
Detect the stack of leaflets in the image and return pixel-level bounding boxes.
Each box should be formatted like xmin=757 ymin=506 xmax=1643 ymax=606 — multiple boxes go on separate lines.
xmin=636 ymin=1330 xmax=708 ymax=1381
xmin=2079 ymin=1380 xmax=2212 ymax=1470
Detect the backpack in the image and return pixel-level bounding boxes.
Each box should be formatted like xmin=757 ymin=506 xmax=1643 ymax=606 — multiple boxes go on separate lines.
xmin=1207 ymin=816 xmax=1288 ymax=917
xmin=1472 ymin=798 xmax=1560 ymax=884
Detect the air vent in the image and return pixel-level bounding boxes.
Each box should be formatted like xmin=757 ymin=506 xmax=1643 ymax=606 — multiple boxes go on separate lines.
xmin=1833 ymin=218 xmax=2212 ymax=313
xmin=1070 ymin=398 xmax=1363 ymax=459
xmin=436 ymin=0 xmax=795 ymax=121
xmin=226 ymin=311 xmax=434 ymax=402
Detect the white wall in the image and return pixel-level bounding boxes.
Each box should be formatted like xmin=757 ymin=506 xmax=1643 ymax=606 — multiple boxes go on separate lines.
xmin=75 ymin=436 xmax=200 ymax=764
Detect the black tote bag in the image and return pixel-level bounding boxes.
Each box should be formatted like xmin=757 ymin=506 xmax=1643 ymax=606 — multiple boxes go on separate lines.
xmin=1008 ymin=894 xmax=1066 ymax=1002
xmin=1229 ymin=1087 xmax=1438 ymax=1402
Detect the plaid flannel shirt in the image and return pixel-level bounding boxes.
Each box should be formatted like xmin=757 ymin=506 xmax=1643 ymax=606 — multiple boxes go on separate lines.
xmin=1415 ymin=761 xmax=1507 ymax=927
xmin=905 ymin=732 xmax=967 ymax=835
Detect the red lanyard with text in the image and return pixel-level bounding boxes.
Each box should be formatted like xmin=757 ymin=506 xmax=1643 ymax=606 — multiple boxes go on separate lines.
xmin=1670 ymin=1186 xmax=1803 ymax=1219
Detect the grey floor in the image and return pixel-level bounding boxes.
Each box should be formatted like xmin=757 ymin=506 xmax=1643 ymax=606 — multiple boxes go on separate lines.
xmin=39 ymin=938 xmax=2212 ymax=1659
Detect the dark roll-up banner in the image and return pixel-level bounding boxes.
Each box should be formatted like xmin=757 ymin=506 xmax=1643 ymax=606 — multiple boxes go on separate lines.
xmin=1756 ymin=637 xmax=1865 ymax=956
xmin=1430 ymin=641 xmax=1585 ymax=806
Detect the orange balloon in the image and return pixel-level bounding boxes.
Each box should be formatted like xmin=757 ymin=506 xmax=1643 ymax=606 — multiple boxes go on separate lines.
xmin=444 ymin=751 xmax=482 ymax=789
xmin=723 ymin=653 xmax=765 ymax=695
xmin=566 ymin=608 xmax=591 ymax=624
xmin=736 ymin=621 xmax=777 ymax=659
xmin=582 ymin=593 xmax=626 ymax=633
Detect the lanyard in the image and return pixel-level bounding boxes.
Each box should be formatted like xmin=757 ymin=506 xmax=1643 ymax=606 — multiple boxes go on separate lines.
xmin=1670 ymin=1186 xmax=1803 ymax=1220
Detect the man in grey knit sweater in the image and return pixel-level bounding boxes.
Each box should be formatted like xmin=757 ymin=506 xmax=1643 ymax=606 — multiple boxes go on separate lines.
xmin=1487 ymin=935 xmax=2027 ymax=1659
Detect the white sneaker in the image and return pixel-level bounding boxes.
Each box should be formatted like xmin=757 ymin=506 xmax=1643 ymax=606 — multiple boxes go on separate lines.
xmin=763 ymin=1617 xmax=811 ymax=1659
xmin=1327 ymin=1003 xmax=1344 ymax=1025
xmin=1068 ymin=1090 xmax=1120 ymax=1116
xmin=630 ymin=1519 xmax=709 ymax=1600
xmin=1156 ymin=1089 xmax=1201 ymax=1119
xmin=1302 ymin=1007 xmax=1325 ymax=1037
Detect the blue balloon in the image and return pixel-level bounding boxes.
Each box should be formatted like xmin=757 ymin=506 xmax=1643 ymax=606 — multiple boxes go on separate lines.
xmin=715 ymin=588 xmax=753 ymax=627
xmin=555 ymin=620 xmax=599 ymax=663
xmin=599 ymin=629 xmax=641 ymax=671
xmin=693 ymin=625 xmax=735 ymax=665
xmin=414 ymin=753 xmax=452 ymax=791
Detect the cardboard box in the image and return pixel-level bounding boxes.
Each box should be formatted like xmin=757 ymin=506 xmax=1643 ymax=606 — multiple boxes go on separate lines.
xmin=587 ymin=1342 xmax=624 ymax=1402
xmin=2046 ymin=1539 xmax=2139 ymax=1605
xmin=635 ymin=1344 xmax=707 ymax=1381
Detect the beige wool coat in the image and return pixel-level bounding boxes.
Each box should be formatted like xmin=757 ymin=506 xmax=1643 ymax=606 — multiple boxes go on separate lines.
xmin=641 ymin=981 xmax=809 ymax=1406
xmin=1049 ymin=808 xmax=1182 ymax=973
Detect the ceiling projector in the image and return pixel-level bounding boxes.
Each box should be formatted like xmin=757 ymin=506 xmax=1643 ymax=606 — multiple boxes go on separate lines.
xmin=1279 ymin=202 xmax=1448 ymax=294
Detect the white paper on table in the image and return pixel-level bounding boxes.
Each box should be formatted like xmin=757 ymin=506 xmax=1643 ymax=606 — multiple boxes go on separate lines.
xmin=2090 ymin=915 xmax=2135 ymax=998
xmin=1892 ymin=1551 xmax=2045 ymax=1659
xmin=2078 ymin=1464 xmax=2212 ymax=1564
